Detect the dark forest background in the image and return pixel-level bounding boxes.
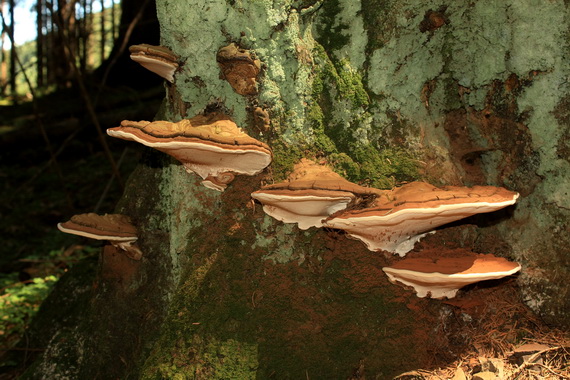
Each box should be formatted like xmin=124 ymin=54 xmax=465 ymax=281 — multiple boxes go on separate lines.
xmin=0 ymin=0 xmax=161 ymax=363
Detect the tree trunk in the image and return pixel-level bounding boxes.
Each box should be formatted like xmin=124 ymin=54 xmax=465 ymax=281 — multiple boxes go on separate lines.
xmin=99 ymin=0 xmax=105 ymax=64
xmin=0 ymin=0 xmax=6 ymax=95
xmin=18 ymin=1 xmax=570 ymax=379
xmin=93 ymin=0 xmax=161 ymax=88
xmin=79 ymin=0 xmax=89 ymax=74
xmin=110 ymin=0 xmax=116 ymax=41
xmin=46 ymin=6 xmax=56 ymax=86
xmin=7 ymin=0 xmax=15 ymax=95
xmin=36 ymin=0 xmax=44 ymax=88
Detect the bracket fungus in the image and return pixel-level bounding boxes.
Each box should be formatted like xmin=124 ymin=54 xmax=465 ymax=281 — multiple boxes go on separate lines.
xmin=217 ymin=43 xmax=261 ymax=95
xmin=382 ymin=253 xmax=521 ymax=299
xmin=251 ymin=159 xmax=384 ymax=230
xmin=129 ymin=44 xmax=179 ymax=83
xmin=324 ymin=182 xmax=519 ymax=256
xmin=107 ymin=113 xmax=272 ymax=191
xmin=57 ymin=213 xmax=142 ymax=260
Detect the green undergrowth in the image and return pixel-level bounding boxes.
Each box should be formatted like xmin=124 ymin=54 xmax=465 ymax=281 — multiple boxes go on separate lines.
xmin=0 ymin=276 xmax=58 ymax=348
xmin=0 ymin=246 xmax=97 ymax=355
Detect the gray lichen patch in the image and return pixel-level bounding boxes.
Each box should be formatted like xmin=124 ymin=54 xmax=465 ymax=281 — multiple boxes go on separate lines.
xmin=156 ymin=0 xmax=315 ymax=137
xmin=157 ymin=163 xmax=220 ymax=280
xmin=252 ymin=214 xmax=302 ymax=264
xmin=366 ymin=0 xmax=568 ymax=127
xmin=359 ymin=0 xmax=570 ymax=326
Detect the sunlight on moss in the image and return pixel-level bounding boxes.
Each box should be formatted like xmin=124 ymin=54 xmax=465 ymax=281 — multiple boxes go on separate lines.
xmin=0 ymin=125 xmax=17 ymax=135
xmin=0 ymin=276 xmax=57 ymax=341
xmin=0 ymin=246 xmax=98 ymax=353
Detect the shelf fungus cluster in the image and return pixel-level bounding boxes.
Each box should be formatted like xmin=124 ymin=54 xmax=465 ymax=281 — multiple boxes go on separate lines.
xmin=251 ymin=160 xmax=521 ymax=298
xmin=107 ymin=113 xmax=272 ymax=191
xmin=253 ymin=161 xmax=519 ymax=256
xmin=382 ymin=252 xmax=521 ymax=299
xmin=129 ymin=44 xmax=179 ymax=83
xmin=57 ymin=213 xmax=142 ymax=260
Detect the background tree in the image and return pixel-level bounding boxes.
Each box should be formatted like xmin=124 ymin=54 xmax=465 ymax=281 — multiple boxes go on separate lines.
xmin=13 ymin=0 xmax=570 ymax=379
xmin=35 ymin=0 xmax=44 ymax=87
xmin=8 ymin=0 xmax=15 ymax=94
xmin=0 ymin=0 xmax=6 ymax=95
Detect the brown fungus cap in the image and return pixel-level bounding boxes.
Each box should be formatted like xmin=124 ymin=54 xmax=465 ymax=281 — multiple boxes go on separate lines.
xmin=382 ymin=251 xmax=521 ymax=299
xmin=106 ymin=113 xmax=272 ymax=191
xmin=324 ymin=182 xmax=519 ymax=255
xmin=217 ymin=43 xmax=261 ymax=95
xmin=57 ymin=213 xmax=142 ymax=260
xmin=129 ymin=44 xmax=179 ymax=83
xmin=252 ymin=159 xmax=384 ymax=230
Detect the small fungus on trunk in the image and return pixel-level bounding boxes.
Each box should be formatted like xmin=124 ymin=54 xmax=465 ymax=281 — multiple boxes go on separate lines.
xmin=252 ymin=159 xmax=384 ymax=229
xmin=106 ymin=113 xmax=272 ymax=191
xmin=129 ymin=44 xmax=179 ymax=83
xmin=382 ymin=252 xmax=521 ymax=299
xmin=57 ymin=213 xmax=142 ymax=260
xmin=324 ymin=182 xmax=519 ymax=256
xmin=217 ymin=43 xmax=261 ymax=95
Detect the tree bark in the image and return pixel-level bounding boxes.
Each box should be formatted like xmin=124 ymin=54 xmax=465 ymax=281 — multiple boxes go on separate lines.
xmin=18 ymin=0 xmax=570 ymax=378
xmin=99 ymin=0 xmax=105 ymax=64
xmin=35 ymin=0 xmax=44 ymax=88
xmin=7 ymin=0 xmax=15 ymax=95
xmin=93 ymin=0 xmax=161 ymax=88
xmin=48 ymin=0 xmax=79 ymax=88
xmin=79 ymin=0 xmax=89 ymax=74
xmin=0 ymin=0 xmax=6 ymax=95
xmin=110 ymin=0 xmax=116 ymax=41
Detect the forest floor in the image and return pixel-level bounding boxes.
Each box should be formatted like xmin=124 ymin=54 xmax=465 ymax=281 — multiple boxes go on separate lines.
xmin=0 ymin=85 xmax=163 ymax=357
xmin=1 ymin=87 xmax=569 ymax=379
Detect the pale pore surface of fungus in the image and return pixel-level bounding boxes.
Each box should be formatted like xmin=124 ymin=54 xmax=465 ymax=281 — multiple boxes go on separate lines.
xmin=129 ymin=44 xmax=179 ymax=83
xmin=382 ymin=253 xmax=521 ymax=299
xmin=106 ymin=113 xmax=272 ymax=191
xmin=252 ymin=159 xmax=384 ymax=229
xmin=57 ymin=213 xmax=142 ymax=260
xmin=324 ymin=182 xmax=519 ymax=256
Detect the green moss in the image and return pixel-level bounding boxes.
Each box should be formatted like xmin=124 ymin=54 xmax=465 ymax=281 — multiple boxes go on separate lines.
xmin=313 ymin=44 xmax=370 ymax=109
xmin=306 ymin=101 xmax=336 ymax=154
xmin=328 ymin=152 xmax=361 ymax=179
xmin=141 ymin=250 xmax=260 ymax=379
xmin=291 ymin=43 xmax=421 ymax=188
xmin=269 ymin=139 xmax=306 ymax=181
xmin=144 ymin=335 xmax=258 ymax=380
